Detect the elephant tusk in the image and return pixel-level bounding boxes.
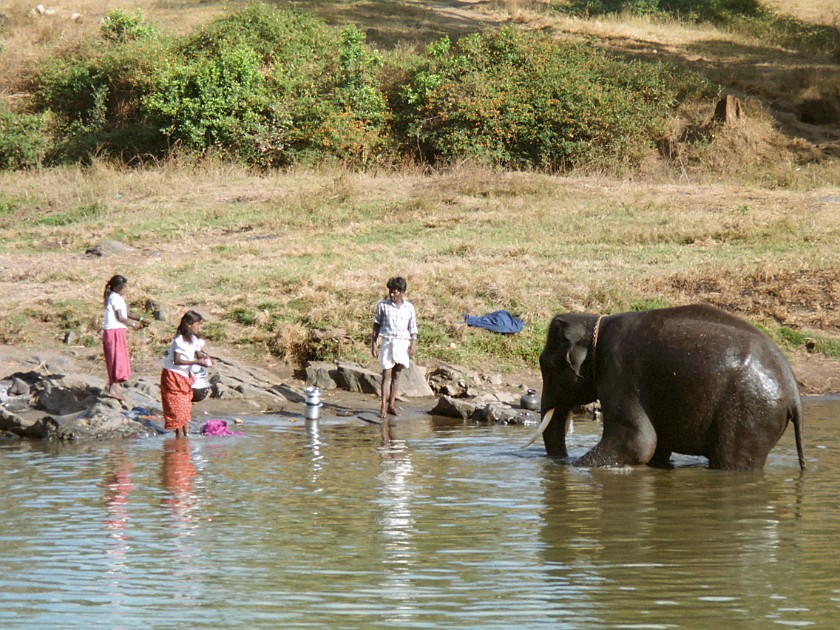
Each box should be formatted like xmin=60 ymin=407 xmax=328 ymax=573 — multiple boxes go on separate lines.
xmin=521 ymin=408 xmax=555 ymax=448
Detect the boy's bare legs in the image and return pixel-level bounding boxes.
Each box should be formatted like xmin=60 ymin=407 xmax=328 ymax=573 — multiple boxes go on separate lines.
xmin=387 ymin=364 xmax=403 ymax=416
xmin=379 ymin=368 xmax=392 ymax=418
xmin=380 ymin=365 xmax=403 ymax=417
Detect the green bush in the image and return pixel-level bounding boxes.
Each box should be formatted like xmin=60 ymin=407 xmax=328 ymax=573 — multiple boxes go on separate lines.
xmin=35 ymin=12 xmax=171 ymax=162
xmin=144 ymin=5 xmax=391 ymax=166
xmin=20 ymin=3 xmax=719 ymax=171
xmin=390 ymin=27 xmax=712 ymax=170
xmin=0 ymin=104 xmax=54 ymax=169
xmin=144 ymin=45 xmax=272 ymax=159
xmin=100 ymin=9 xmax=159 ymax=42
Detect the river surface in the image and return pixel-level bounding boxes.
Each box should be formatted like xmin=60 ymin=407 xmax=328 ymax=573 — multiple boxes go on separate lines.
xmin=1 ymin=396 xmax=838 ymax=629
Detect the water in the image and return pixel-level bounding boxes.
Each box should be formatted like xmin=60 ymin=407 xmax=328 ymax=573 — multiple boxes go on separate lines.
xmin=1 ymin=397 xmax=838 ymax=629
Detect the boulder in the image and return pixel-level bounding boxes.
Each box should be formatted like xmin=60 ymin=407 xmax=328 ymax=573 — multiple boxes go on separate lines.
xmin=477 ymin=403 xmax=537 ymax=426
xmin=306 ymin=360 xmax=434 ymax=398
xmin=334 ymin=361 xmax=380 ymax=395
xmin=430 ymin=395 xmax=482 ymax=421
xmin=0 ymin=371 xmax=154 ymax=440
xmin=85 ymin=240 xmax=132 ymax=257
xmin=304 ymin=361 xmax=339 ymax=390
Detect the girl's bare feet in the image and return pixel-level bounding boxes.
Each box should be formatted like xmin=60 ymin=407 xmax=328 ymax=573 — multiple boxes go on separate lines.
xmin=387 ymin=406 xmax=400 ymax=416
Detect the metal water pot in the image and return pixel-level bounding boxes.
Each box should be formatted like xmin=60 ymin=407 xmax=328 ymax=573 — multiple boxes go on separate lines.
xmin=304 ymin=386 xmax=322 ymax=419
xmin=520 ymin=388 xmax=539 ymax=411
xmin=190 ymin=364 xmax=210 ymax=402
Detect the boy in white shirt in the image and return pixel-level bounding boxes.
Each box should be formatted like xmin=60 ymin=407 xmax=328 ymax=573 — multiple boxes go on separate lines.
xmin=371 ymin=277 xmax=418 ymax=419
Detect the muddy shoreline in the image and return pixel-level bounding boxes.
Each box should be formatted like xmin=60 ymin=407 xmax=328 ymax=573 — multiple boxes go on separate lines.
xmin=1 ymin=341 xmax=837 ymax=425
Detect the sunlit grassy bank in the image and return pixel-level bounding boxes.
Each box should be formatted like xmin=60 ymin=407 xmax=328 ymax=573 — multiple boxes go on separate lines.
xmin=1 ymin=163 xmax=837 ymax=372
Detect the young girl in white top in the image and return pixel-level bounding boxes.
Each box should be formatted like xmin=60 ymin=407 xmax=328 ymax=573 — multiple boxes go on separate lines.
xmin=160 ymin=310 xmax=213 ymax=438
xmin=102 ymin=274 xmax=144 ymax=401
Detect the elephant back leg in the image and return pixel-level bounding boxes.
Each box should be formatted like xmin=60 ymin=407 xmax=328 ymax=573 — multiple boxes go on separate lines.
xmin=705 ymin=396 xmax=787 ymax=470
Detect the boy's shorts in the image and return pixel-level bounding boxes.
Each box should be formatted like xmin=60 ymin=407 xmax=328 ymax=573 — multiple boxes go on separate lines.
xmin=380 ymin=337 xmax=411 ymax=370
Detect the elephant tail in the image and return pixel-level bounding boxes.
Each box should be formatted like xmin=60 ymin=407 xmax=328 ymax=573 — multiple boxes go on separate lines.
xmin=790 ymin=397 xmax=806 ymax=471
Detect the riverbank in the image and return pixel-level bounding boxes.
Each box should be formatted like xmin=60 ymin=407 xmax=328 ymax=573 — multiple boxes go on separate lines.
xmin=1 ymin=339 xmax=837 ymax=427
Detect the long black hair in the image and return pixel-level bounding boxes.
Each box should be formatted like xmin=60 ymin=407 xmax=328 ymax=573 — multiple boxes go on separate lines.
xmin=103 ymin=275 xmax=128 ymax=307
xmin=176 ymin=310 xmax=204 ymax=343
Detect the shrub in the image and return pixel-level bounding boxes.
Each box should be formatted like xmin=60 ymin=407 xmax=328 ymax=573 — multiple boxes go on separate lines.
xmin=143 ymin=45 xmax=272 ymax=160
xmin=390 ymin=27 xmax=712 ymax=170
xmin=0 ymin=104 xmax=55 ymax=169
xmin=100 ymin=9 xmax=159 ymax=42
xmin=34 ymin=11 xmax=171 ymax=162
xmin=145 ymin=5 xmax=392 ymax=166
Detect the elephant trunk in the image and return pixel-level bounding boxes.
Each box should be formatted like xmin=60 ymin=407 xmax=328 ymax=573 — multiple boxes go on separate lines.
xmin=522 ymin=408 xmax=570 ymax=458
xmin=541 ymin=407 xmax=571 ymax=458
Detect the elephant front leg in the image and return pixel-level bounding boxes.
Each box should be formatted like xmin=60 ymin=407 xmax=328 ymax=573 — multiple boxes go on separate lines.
xmin=576 ymin=405 xmax=658 ymax=467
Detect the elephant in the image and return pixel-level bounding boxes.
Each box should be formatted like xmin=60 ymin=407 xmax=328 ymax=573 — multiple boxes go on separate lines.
xmin=528 ymin=304 xmax=805 ymax=470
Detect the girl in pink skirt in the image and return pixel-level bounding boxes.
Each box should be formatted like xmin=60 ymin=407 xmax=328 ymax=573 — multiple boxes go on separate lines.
xmin=102 ymin=275 xmax=144 ymax=402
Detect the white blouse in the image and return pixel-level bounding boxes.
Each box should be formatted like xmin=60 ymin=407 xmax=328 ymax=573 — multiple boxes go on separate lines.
xmin=163 ymin=334 xmax=205 ymax=378
xmin=103 ymin=292 xmax=127 ymax=330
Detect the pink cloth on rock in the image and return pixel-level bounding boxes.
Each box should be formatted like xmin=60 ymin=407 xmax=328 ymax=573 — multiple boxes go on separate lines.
xmin=200 ymin=419 xmax=243 ymax=436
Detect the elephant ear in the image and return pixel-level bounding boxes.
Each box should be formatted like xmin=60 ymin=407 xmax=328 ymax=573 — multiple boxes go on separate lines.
xmin=562 ymin=320 xmax=590 ymax=378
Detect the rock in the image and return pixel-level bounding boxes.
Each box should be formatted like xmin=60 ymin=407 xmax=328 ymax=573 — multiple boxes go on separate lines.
xmin=10 ymin=376 xmax=31 ymax=395
xmin=398 ymin=363 xmax=434 ymax=398
xmin=477 ymin=403 xmax=538 ymax=425
xmin=441 ymin=382 xmax=466 ymax=397
xmin=483 ymin=373 xmax=503 ymax=386
xmin=334 ymin=361 xmax=380 ymax=394
xmin=430 ymin=395 xmax=482 ymax=420
xmin=308 ymin=360 xmax=434 ymax=398
xmin=428 ymin=364 xmax=481 ymax=392
xmin=0 ymin=371 xmax=154 ymax=440
xmin=145 ymin=299 xmax=176 ymax=323
xmin=304 ymin=361 xmax=339 ymax=390
xmin=85 ymin=240 xmax=132 ymax=257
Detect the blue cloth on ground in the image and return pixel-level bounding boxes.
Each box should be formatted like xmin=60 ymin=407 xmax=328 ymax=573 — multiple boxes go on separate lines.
xmin=464 ymin=310 xmax=525 ymax=334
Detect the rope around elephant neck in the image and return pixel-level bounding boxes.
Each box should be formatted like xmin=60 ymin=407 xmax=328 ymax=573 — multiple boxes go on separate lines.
xmin=591 ymin=315 xmax=604 ymax=367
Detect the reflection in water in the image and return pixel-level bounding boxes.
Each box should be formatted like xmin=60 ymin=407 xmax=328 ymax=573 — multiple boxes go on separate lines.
xmin=305 ymin=418 xmax=325 ymax=490
xmin=160 ymin=437 xmax=202 ymax=601
xmin=0 ymin=397 xmax=837 ymax=627
xmin=101 ymin=450 xmax=135 ymax=599
xmin=538 ymin=462 xmax=806 ymax=627
xmin=161 ymin=439 xmax=197 ymax=514
xmin=377 ymin=419 xmax=418 ymax=625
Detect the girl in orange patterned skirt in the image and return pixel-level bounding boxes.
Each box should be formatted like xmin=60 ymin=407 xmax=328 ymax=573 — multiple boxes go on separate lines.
xmin=160 ymin=311 xmax=213 ymax=438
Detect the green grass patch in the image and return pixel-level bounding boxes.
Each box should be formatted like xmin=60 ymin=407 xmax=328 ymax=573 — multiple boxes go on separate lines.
xmin=774 ymin=326 xmax=840 ymax=359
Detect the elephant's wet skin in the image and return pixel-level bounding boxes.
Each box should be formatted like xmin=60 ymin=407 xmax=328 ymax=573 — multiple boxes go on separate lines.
xmin=537 ymin=304 xmax=805 ymax=471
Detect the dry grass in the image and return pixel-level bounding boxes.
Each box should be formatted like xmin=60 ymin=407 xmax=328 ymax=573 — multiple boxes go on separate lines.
xmin=763 ymin=0 xmax=840 ymax=26
xmin=1 ymin=0 xmax=838 ymax=370
xmin=1 ymin=162 xmax=838 ymax=370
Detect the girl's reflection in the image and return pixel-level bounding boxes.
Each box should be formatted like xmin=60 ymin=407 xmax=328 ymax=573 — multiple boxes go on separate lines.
xmin=102 ymin=450 xmax=135 ymax=569
xmin=161 ymin=437 xmax=197 ymax=525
